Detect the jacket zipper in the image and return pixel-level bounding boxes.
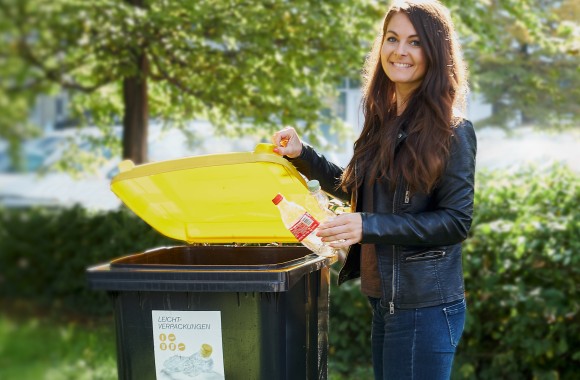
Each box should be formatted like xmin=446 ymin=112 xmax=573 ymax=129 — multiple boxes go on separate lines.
xmin=388 ymin=129 xmax=408 ymax=314
xmin=389 ymin=180 xmax=402 ymax=315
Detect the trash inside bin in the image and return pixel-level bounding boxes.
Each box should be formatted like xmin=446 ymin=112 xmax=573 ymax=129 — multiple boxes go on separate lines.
xmin=86 ymin=143 xmax=336 ymax=380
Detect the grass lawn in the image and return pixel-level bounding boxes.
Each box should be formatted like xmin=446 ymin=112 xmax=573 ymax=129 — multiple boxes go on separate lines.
xmin=0 ymin=300 xmax=372 ymax=380
xmin=0 ymin=302 xmax=117 ymax=380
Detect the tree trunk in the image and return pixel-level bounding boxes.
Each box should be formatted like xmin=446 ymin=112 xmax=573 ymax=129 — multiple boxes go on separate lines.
xmin=122 ymin=53 xmax=149 ymax=164
xmin=122 ymin=0 xmax=148 ymax=164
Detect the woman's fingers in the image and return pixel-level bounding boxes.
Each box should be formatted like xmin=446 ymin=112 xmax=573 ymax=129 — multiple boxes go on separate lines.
xmin=317 ymin=213 xmax=362 ymax=245
xmin=272 ymin=127 xmax=303 ymax=158
xmin=327 ymin=239 xmax=354 ymax=249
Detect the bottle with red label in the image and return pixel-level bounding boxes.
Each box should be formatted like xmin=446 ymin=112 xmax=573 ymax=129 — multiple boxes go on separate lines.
xmin=272 ymin=193 xmax=335 ymax=257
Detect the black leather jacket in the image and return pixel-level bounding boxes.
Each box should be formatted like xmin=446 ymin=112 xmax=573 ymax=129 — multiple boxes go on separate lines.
xmin=288 ymin=119 xmax=477 ymax=311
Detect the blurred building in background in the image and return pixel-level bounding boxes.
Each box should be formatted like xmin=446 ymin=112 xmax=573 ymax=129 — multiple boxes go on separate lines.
xmin=0 ymin=85 xmax=577 ymax=211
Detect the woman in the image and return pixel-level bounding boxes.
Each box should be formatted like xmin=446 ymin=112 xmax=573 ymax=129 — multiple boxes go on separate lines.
xmin=272 ymin=0 xmax=476 ymax=378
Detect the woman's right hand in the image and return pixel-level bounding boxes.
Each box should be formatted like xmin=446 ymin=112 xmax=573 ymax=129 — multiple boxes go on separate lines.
xmin=271 ymin=126 xmax=303 ymax=158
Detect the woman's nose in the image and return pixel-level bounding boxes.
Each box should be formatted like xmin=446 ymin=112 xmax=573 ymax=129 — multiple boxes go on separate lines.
xmin=395 ymin=43 xmax=408 ymax=56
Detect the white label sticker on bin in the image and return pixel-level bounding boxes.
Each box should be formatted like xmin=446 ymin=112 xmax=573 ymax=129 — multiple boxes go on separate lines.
xmin=152 ymin=310 xmax=225 ymax=380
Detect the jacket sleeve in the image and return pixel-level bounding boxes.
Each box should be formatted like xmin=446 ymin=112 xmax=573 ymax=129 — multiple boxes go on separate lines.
xmin=287 ymin=144 xmax=351 ymax=201
xmin=361 ymin=120 xmax=477 ymax=246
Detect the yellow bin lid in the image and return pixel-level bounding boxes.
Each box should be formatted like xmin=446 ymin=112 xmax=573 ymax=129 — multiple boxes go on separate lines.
xmin=111 ymin=143 xmax=310 ymax=244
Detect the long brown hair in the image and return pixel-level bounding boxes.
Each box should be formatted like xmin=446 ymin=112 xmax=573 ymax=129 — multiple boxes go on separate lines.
xmin=341 ymin=0 xmax=468 ymax=194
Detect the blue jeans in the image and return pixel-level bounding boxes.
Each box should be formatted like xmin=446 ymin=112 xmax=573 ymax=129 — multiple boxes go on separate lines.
xmin=368 ymin=297 xmax=466 ymax=380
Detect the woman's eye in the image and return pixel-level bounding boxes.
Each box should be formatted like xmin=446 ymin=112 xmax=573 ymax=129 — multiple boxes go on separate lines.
xmin=386 ymin=36 xmax=397 ymax=43
xmin=410 ymin=40 xmax=421 ymax=47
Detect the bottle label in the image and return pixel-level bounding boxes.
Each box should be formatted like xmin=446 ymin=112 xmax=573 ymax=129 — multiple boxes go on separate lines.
xmin=289 ymin=212 xmax=320 ymax=241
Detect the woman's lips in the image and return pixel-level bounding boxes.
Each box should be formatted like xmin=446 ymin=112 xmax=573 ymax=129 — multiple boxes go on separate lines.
xmin=391 ymin=62 xmax=412 ymax=68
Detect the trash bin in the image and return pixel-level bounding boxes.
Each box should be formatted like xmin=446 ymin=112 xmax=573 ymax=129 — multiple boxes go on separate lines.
xmin=86 ymin=143 xmax=336 ymax=380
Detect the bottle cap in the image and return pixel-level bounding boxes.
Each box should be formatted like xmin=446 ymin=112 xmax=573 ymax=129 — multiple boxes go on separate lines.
xmin=272 ymin=193 xmax=284 ymax=205
xmin=307 ymin=180 xmax=320 ymax=192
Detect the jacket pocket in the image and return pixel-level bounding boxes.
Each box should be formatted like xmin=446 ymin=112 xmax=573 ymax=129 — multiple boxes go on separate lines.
xmin=398 ymin=246 xmax=465 ymax=307
xmin=405 ymin=250 xmax=446 ymax=262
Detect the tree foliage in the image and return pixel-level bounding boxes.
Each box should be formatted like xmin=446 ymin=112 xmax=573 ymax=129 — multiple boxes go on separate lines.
xmin=0 ymin=0 xmax=577 ymax=164
xmin=451 ymin=0 xmax=579 ymax=128
xmin=0 ymin=0 xmax=381 ymax=162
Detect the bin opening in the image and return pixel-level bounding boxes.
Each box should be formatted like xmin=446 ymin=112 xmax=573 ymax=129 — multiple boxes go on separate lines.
xmin=110 ymin=245 xmax=313 ymax=270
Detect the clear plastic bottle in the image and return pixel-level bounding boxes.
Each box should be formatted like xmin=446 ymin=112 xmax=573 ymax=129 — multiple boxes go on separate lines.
xmin=272 ymin=193 xmax=335 ymax=257
xmin=307 ymin=180 xmax=349 ymax=262
xmin=306 ymin=180 xmax=336 ymax=220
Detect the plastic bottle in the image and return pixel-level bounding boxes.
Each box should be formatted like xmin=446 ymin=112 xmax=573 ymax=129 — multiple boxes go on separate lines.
xmin=272 ymin=193 xmax=335 ymax=257
xmin=307 ymin=180 xmax=349 ymax=262
xmin=306 ymin=180 xmax=336 ymax=221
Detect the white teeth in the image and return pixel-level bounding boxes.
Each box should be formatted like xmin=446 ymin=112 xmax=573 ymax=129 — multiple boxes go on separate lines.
xmin=392 ymin=62 xmax=411 ymax=68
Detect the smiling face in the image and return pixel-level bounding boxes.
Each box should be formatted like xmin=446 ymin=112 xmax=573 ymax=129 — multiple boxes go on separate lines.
xmin=380 ymin=12 xmax=427 ymax=94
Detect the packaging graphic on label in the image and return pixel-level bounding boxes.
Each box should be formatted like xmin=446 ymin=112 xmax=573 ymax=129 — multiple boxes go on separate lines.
xmin=289 ymin=212 xmax=320 ymax=241
xmin=152 ymin=310 xmax=225 ymax=380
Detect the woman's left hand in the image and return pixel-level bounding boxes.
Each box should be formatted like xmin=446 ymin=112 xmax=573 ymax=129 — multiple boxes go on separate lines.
xmin=317 ymin=213 xmax=362 ymax=248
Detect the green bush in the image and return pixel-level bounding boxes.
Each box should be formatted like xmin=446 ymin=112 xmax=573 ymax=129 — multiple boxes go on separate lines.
xmin=456 ymin=165 xmax=580 ymax=380
xmin=328 ymin=270 xmax=373 ymax=376
xmin=0 ymin=206 xmax=175 ymax=315
xmin=0 ymin=164 xmax=578 ymax=378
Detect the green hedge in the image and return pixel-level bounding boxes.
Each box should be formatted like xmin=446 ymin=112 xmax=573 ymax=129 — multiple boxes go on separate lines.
xmin=457 ymin=165 xmax=580 ymax=379
xmin=0 ymin=165 xmax=578 ymax=378
xmin=0 ymin=206 xmax=175 ymax=315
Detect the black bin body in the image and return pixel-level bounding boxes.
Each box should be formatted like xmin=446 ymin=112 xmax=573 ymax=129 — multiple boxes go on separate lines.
xmin=87 ymin=245 xmax=332 ymax=380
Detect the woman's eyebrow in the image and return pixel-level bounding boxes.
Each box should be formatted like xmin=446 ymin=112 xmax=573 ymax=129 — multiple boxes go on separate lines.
xmin=385 ymin=30 xmax=419 ymax=39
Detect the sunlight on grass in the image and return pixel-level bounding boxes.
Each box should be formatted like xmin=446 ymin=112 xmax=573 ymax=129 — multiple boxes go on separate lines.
xmin=0 ymin=311 xmax=374 ymax=379
xmin=0 ymin=313 xmax=117 ymax=380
